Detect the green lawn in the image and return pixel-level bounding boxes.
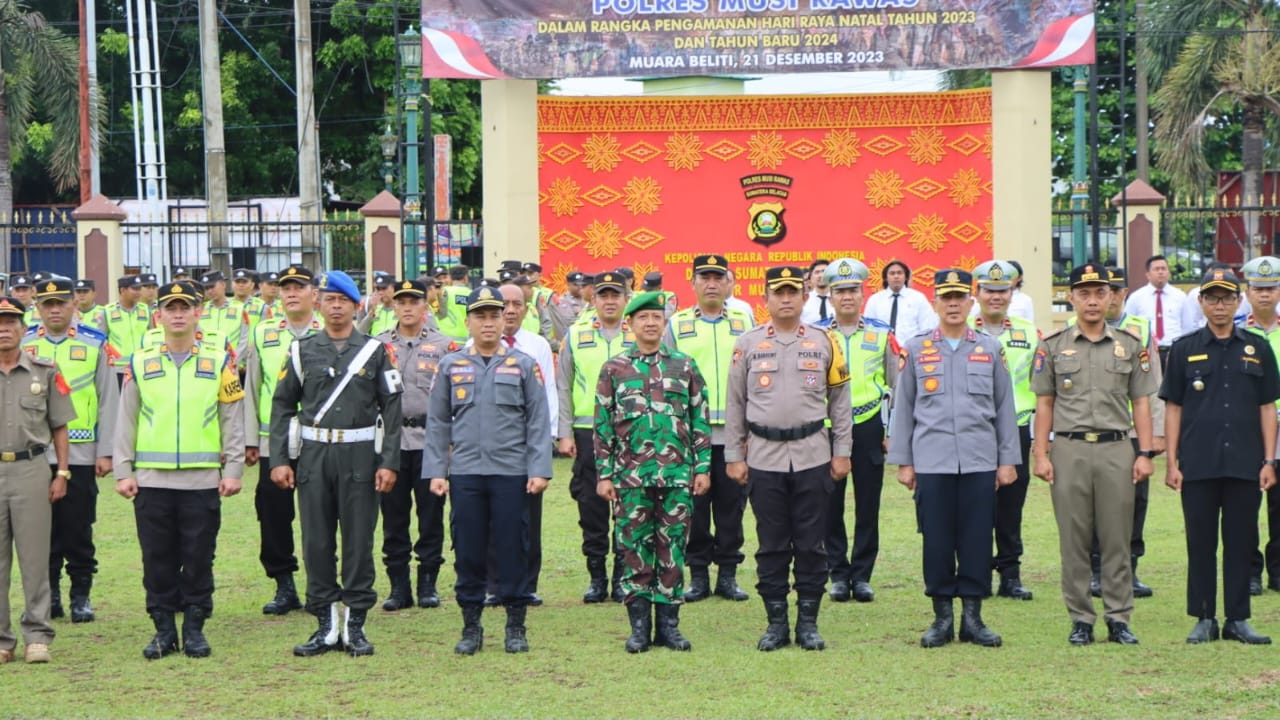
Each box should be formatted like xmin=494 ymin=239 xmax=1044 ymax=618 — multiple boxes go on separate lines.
xmin=7 ymin=456 xmax=1280 ymax=719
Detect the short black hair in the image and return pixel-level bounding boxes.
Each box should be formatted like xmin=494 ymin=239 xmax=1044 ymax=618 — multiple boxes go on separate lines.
xmin=807 ymin=258 xmax=829 ymax=274
xmin=1145 ymin=255 xmax=1168 ymax=271
xmin=881 ymin=260 xmax=911 ymax=285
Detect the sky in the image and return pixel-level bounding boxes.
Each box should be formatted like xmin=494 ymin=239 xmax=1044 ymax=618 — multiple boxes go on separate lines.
xmin=550 ymin=70 xmax=944 ymax=96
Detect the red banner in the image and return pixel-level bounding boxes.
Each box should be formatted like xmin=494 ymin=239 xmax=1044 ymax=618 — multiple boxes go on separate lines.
xmin=538 ymin=89 xmax=993 ymax=321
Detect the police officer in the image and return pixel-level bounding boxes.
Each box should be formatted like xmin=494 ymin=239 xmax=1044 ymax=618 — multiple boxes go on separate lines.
xmin=725 ymin=266 xmax=853 ymax=651
xmin=0 ymin=296 xmax=73 ymax=665
xmin=358 ymin=274 xmax=400 ymax=336
xmin=270 ymin=270 xmax=402 ymax=658
xmin=1242 ymin=256 xmax=1280 ymax=595
xmin=437 ymin=266 xmax=474 ymax=342
xmin=259 ymin=271 xmax=282 ymax=321
xmin=200 ymin=271 xmax=249 ymax=367
xmin=230 ymin=269 xmax=265 ymax=339
xmin=9 ymin=276 xmax=36 ymax=324
xmin=425 ymin=286 xmax=551 ymax=655
xmin=22 ymin=278 xmax=118 ymax=624
xmin=242 ymin=265 xmax=321 ymax=616
xmin=137 ymin=273 xmax=159 ymax=311
xmin=1033 ymin=263 xmax=1157 ymax=646
xmin=821 ymin=258 xmax=898 ymax=604
xmin=94 ymin=275 xmax=152 ymax=386
xmin=890 ymin=269 xmax=1020 ymax=648
xmin=113 ymin=280 xmax=246 ymax=660
xmin=1164 ymin=267 xmax=1278 ymax=644
xmin=552 ymin=271 xmax=590 ymax=340
xmin=73 ymin=280 xmax=104 ymax=328
xmin=376 ymin=279 xmax=457 ymax=611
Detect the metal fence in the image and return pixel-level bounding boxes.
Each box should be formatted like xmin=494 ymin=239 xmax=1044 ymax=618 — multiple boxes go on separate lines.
xmin=0 ymin=206 xmax=79 ymax=277
xmin=1050 ymin=207 xmax=1120 ymax=281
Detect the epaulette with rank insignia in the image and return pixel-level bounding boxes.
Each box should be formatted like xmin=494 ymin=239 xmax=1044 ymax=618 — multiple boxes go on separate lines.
xmin=1041 ymin=326 xmax=1071 ymax=342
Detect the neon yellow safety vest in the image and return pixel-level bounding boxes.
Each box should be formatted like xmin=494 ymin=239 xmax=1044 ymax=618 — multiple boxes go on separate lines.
xmin=140 ymin=327 xmax=227 ymax=354
xmin=202 ymin=300 xmax=246 ymax=352
xmin=131 ymin=343 xmax=231 ymax=469
xmin=253 ymin=318 xmax=320 ymax=438
xmin=522 ymin=301 xmax=543 ymax=335
xmin=100 ymin=302 xmax=151 ymax=368
xmin=438 ymin=285 xmax=471 ymax=341
xmin=666 ymin=307 xmax=751 ymax=425
xmin=568 ymin=320 xmax=634 ymax=428
xmin=1246 ymin=316 xmax=1280 ymax=413
xmin=77 ymin=304 xmax=106 ymax=330
xmin=971 ymin=314 xmax=1039 ymax=426
xmin=365 ymin=303 xmax=399 ymax=337
xmin=22 ymin=324 xmax=107 ymax=443
xmin=831 ymin=321 xmax=894 ymax=424
xmin=237 ymin=296 xmax=265 ymax=339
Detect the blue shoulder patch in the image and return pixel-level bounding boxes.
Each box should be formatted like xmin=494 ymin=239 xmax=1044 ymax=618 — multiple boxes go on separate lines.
xmin=863 ymin=317 xmax=892 ymax=331
xmin=23 ymin=324 xmax=40 ymax=337
xmin=76 ymin=324 xmax=108 ymax=344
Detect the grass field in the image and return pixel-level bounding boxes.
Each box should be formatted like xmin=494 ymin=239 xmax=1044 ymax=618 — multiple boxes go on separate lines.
xmin=7 ymin=456 xmax=1280 ymax=719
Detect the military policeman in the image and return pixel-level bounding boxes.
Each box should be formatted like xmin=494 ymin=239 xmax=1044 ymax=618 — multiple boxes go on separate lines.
xmin=425 ymin=286 xmax=551 ymax=655
xmin=22 ymin=278 xmax=118 ymax=624
xmin=94 ymin=275 xmax=152 ymax=386
xmin=596 ymin=291 xmax=711 ymax=653
xmin=113 ymin=280 xmax=245 ymax=660
xmin=725 ymin=266 xmax=853 ymax=652
xmin=1242 ymin=256 xmax=1280 ymax=595
xmin=890 ymin=268 xmax=1020 ymax=648
xmin=0 ymin=296 xmax=73 ymax=665
xmin=1033 ymin=263 xmax=1157 ymax=646
xmin=821 ymin=258 xmax=898 ymax=604
xmin=270 ymin=270 xmax=402 ymax=658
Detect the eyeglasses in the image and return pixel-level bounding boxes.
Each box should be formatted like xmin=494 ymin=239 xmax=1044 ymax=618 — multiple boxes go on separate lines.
xmin=1201 ymin=294 xmax=1239 ymax=306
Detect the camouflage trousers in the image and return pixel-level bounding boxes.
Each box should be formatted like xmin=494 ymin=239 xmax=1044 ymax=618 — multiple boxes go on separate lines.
xmin=614 ymin=487 xmax=692 ymax=605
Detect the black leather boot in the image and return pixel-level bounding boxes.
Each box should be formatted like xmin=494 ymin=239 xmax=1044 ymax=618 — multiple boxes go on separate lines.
xmin=381 ymin=569 xmax=413 ymax=611
xmin=416 ymin=566 xmax=440 ymax=608
xmin=182 ymin=606 xmax=211 ymax=658
xmin=624 ymin=598 xmax=652 ymax=653
xmin=684 ymin=567 xmax=711 ymax=603
xmin=611 ymin=555 xmax=626 ymax=603
xmin=143 ymin=611 xmax=179 ymax=660
xmin=455 ymin=606 xmax=484 ymax=655
xmin=653 ymin=603 xmax=692 ymax=651
xmin=293 ymin=603 xmax=341 ymax=657
xmin=757 ymin=599 xmax=791 ymax=652
xmin=958 ymin=598 xmax=1002 ymax=647
xmin=49 ymin=578 xmax=64 ymax=620
xmin=794 ymin=596 xmax=825 ymax=651
xmin=582 ymin=557 xmax=608 ymax=604
xmin=921 ymin=597 xmax=954 ymax=648
xmin=1131 ymin=555 xmax=1153 ymax=598
xmin=69 ymin=576 xmax=95 ymax=623
xmin=504 ymin=605 xmax=529 ymax=653
xmin=996 ymin=572 xmax=1032 ymax=601
xmin=714 ymin=565 xmax=749 ymax=601
xmin=263 ymin=574 xmax=303 ymax=615
xmin=344 ymin=608 xmax=375 ymax=656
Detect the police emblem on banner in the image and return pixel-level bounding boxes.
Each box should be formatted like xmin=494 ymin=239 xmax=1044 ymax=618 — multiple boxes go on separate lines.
xmin=741 ymin=173 xmax=793 ymax=247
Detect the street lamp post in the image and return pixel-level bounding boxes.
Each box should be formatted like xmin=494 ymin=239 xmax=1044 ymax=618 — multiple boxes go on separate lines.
xmin=398 ymin=26 xmax=424 ymax=275
xmin=378 ymin=124 xmax=398 ymax=194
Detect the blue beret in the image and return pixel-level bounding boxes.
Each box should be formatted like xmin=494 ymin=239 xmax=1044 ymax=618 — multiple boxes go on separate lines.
xmin=317 ymin=270 xmax=361 ymax=304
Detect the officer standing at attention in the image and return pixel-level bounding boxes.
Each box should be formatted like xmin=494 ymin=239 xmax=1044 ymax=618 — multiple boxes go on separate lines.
xmin=1163 ymin=268 xmax=1278 ymax=644
xmin=1033 ymin=263 xmax=1157 ymax=646
xmin=199 ymin=271 xmax=250 ymax=368
xmin=821 ymin=258 xmax=898 ymax=604
xmin=113 ymin=280 xmax=245 ymax=660
xmin=437 ymin=266 xmax=474 ymax=343
xmin=725 ymin=266 xmax=853 ymax=652
xmin=0 ymin=296 xmax=73 ymax=665
xmin=72 ymin=280 xmax=104 ymax=329
xmin=890 ymin=269 xmax=1020 ymax=648
xmin=270 ymin=270 xmax=402 ymax=658
xmin=242 ymin=265 xmax=322 ymax=617
xmin=94 ymin=275 xmax=152 ymax=387
xmin=663 ymin=254 xmax=753 ymax=603
xmin=22 ymin=279 xmax=118 ymax=624
xmin=230 ymin=269 xmax=266 ymax=339
xmin=259 ymin=271 xmax=282 ymax=321
xmin=425 ymin=286 xmax=550 ymax=655
xmin=9 ymin=276 xmax=38 ymax=326
xmin=376 ymin=280 xmax=457 ymax=611
xmin=596 ymin=291 xmax=711 ymax=653
xmin=1241 ymin=256 xmax=1280 ymax=595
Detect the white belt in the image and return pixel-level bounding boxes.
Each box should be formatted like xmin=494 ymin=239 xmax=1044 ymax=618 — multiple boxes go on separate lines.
xmin=300 ymin=426 xmax=376 ymax=444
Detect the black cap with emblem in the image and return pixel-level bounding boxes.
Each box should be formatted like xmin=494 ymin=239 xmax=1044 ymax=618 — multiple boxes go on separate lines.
xmin=693 ymin=254 xmax=729 ymax=275
xmin=278 ymin=265 xmax=315 ymax=286
xmin=393 ymin=279 xmax=427 ymax=299
xmin=35 ymin=278 xmax=74 ymax=303
xmin=1068 ymin=262 xmax=1110 ymax=288
xmin=765 ymin=266 xmax=804 ymax=291
xmin=595 ymin=272 xmax=627 ymax=294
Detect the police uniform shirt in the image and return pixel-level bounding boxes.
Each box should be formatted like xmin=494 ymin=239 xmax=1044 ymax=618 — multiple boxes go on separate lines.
xmin=1159 ymin=326 xmax=1280 ymax=482
xmin=0 ymin=352 xmax=76 ymax=454
xmin=1031 ymin=324 xmax=1157 ymax=432
xmin=378 ymin=325 xmax=456 ymax=451
xmin=24 ymin=325 xmax=120 ymax=466
xmin=466 ymin=327 xmax=558 ymax=441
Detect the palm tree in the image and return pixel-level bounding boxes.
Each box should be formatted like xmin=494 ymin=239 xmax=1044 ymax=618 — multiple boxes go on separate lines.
xmin=1 ymin=0 xmax=88 ymax=272
xmin=1143 ymin=0 xmax=1280 ymax=259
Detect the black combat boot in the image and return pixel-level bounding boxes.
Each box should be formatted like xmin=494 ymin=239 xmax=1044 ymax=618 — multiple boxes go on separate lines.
xmin=1131 ymin=556 xmax=1153 ymax=598
xmin=582 ymin=557 xmax=608 ymax=604
xmin=143 ymin=611 xmax=179 ymax=660
xmin=49 ymin=577 xmax=64 ymax=619
xmin=794 ymin=595 xmax=825 ymax=651
xmin=455 ymin=606 xmax=484 ymax=655
xmin=344 ymin=608 xmax=375 ymax=656
xmin=653 ymin=603 xmax=692 ymax=651
xmin=714 ymin=565 xmax=749 ymax=601
xmin=293 ymin=603 xmax=341 ymax=657
xmin=757 ymin=599 xmax=791 ymax=652
xmin=997 ymin=571 xmax=1033 ymax=601
xmin=624 ymin=598 xmax=652 ymax=653
xmin=504 ymin=605 xmax=529 ymax=653
xmin=182 ymin=606 xmax=212 ymax=658
xmin=611 ymin=555 xmax=626 ymax=603
xmin=416 ymin=566 xmax=440 ymax=608
xmin=958 ymin=598 xmax=1002 ymax=647
xmin=684 ymin=566 xmax=711 ymax=603
xmin=69 ymin=576 xmax=95 ymax=623
xmin=921 ymin=597 xmax=954 ymax=648
xmin=263 ymin=574 xmax=303 ymax=615
xmin=380 ymin=569 xmax=413 ymax=611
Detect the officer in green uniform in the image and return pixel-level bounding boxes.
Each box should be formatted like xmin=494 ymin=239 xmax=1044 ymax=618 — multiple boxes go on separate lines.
xmin=72 ymin=280 xmax=105 ymax=329
xmin=437 ymin=266 xmax=474 ymax=342
xmin=1242 ymin=256 xmax=1280 ymax=594
xmin=22 ymin=279 xmax=118 ymax=624
xmin=94 ymin=275 xmax=152 ymax=386
xmin=270 ymin=270 xmax=402 ymax=658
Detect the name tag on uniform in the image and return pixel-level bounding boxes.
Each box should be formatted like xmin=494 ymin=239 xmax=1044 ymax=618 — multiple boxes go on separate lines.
xmin=1187 ymin=354 xmax=1208 ymax=362
xmin=195 ymin=357 xmax=217 ymax=379
xmin=69 ymin=346 xmax=87 ymax=361
xmin=968 ymin=354 xmax=992 ymax=363
xmin=496 ymin=366 xmax=522 ymax=376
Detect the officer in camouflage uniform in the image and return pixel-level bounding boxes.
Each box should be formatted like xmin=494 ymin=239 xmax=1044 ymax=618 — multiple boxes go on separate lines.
xmin=595 ymin=291 xmax=712 ymax=653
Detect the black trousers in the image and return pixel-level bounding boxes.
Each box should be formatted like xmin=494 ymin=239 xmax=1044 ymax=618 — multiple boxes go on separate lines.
xmin=826 ymin=415 xmax=885 ymax=584
xmin=134 ymin=487 xmax=221 ymax=614
xmin=487 ymin=490 xmax=543 ymax=595
xmin=749 ymin=463 xmax=831 ymax=600
xmin=48 ymin=464 xmax=98 ymax=581
xmin=1091 ymin=438 xmax=1147 ymax=571
xmin=1249 ymin=486 xmax=1279 ymax=583
xmin=993 ymin=425 xmax=1033 ymax=576
xmin=687 ymin=444 xmax=747 ymax=570
xmin=255 ymin=455 xmax=298 ymax=579
xmin=380 ymin=449 xmax=446 ymax=575
xmin=917 ymin=472 xmax=996 ymax=599
xmin=450 ymin=474 xmax=528 ymax=608
xmin=296 ymin=443 xmax=381 ymax=613
xmin=1183 ymin=478 xmax=1260 ymax=620
xmin=570 ymin=428 xmax=615 ymax=559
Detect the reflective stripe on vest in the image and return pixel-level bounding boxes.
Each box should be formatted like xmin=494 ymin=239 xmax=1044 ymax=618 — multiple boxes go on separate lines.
xmin=666 ymin=308 xmax=749 ymax=426
xmin=201 ymin=301 xmax=244 ymax=350
xmin=569 ymin=324 xmax=634 ymax=428
xmin=133 ymin=345 xmax=225 ymax=470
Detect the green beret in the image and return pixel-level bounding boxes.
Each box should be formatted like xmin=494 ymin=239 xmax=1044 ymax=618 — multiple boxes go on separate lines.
xmin=625 ymin=291 xmax=666 ymax=317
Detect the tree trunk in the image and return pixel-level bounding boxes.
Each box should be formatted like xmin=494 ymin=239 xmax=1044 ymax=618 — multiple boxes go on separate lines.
xmin=0 ymin=61 xmax=12 ymax=275
xmin=1242 ymin=99 xmax=1266 ymax=258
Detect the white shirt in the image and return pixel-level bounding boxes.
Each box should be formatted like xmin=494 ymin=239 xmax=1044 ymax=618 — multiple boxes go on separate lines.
xmin=864 ymin=286 xmax=937 ymax=339
xmin=800 ymin=291 xmax=833 ymax=325
xmin=1124 ymin=283 xmax=1186 ymax=347
xmin=1181 ymin=286 xmax=1252 ymax=333
xmin=725 ymin=295 xmax=754 ymax=320
xmin=467 ymin=328 xmax=558 ymax=440
xmin=966 ymin=288 xmax=1035 ymax=324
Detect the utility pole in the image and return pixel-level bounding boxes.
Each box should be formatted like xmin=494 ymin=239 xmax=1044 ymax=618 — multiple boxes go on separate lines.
xmin=199 ymin=0 xmax=229 ymax=272
xmin=78 ymin=0 xmax=91 ymax=203
xmin=294 ymin=0 xmax=321 ymax=270
xmin=1071 ymin=66 xmax=1088 ymax=267
xmin=1134 ymin=0 xmax=1149 ymax=181
xmin=87 ymin=0 xmax=100 ymax=194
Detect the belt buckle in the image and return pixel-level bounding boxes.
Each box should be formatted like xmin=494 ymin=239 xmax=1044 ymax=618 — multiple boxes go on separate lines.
xmin=0 ymin=452 xmax=13 ymax=462
xmin=1084 ymin=432 xmax=1099 ymax=443
xmin=335 ymin=429 xmax=344 ymax=443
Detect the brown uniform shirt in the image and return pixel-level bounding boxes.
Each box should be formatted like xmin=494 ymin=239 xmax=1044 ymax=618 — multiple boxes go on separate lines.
xmin=1031 ymin=324 xmax=1158 ymax=433
xmin=0 ymin=352 xmax=76 ymax=454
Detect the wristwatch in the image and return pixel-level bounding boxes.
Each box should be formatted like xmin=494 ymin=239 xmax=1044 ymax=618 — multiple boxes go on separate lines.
xmin=1136 ymin=450 xmax=1157 ymax=459
xmin=1264 ymin=459 xmax=1279 ymax=469
xmin=55 ymin=469 xmax=72 ymax=479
